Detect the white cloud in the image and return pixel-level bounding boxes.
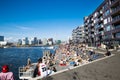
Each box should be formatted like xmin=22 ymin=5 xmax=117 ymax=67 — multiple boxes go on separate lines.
xmin=16 ymin=26 xmax=32 ymax=30
xmin=4 ymin=37 xmax=17 ymax=42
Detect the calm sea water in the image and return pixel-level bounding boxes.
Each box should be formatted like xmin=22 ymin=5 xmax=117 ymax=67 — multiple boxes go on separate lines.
xmin=0 ymin=47 xmax=55 ymax=80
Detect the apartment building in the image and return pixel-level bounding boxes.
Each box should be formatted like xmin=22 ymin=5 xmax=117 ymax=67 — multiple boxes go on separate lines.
xmin=72 ymin=25 xmax=85 ymax=44
xmin=84 ymin=0 xmax=120 ymax=47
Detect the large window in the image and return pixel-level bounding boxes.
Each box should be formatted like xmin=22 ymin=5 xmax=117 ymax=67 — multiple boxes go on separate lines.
xmin=105 ymin=10 xmax=110 ymax=16
xmin=104 ymin=18 xmax=107 ymax=24
xmin=106 ymin=25 xmax=111 ymax=31
xmin=108 ymin=17 xmax=111 ymax=22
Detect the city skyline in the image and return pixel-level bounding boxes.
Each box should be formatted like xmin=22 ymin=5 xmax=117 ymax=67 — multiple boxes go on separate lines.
xmin=0 ymin=0 xmax=104 ymax=42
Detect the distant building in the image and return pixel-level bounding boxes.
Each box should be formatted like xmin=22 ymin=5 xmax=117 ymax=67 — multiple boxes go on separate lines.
xmin=18 ymin=39 xmax=22 ymax=45
xmin=55 ymin=40 xmax=61 ymax=45
xmin=33 ymin=37 xmax=38 ymax=45
xmin=0 ymin=36 xmax=7 ymax=46
xmin=28 ymin=38 xmax=33 ymax=45
xmin=17 ymin=37 xmax=43 ymax=46
xmin=72 ymin=25 xmax=85 ymax=44
xmin=38 ymin=39 xmax=42 ymax=44
xmin=22 ymin=37 xmax=29 ymax=45
xmin=42 ymin=38 xmax=48 ymax=45
xmin=48 ymin=38 xmax=53 ymax=45
xmin=0 ymin=36 xmax=4 ymax=41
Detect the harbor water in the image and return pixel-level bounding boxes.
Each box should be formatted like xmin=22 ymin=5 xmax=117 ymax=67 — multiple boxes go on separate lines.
xmin=0 ymin=47 xmax=55 ymax=80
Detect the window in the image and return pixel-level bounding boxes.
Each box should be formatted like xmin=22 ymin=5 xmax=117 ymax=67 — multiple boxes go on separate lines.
xmin=116 ymin=32 xmax=120 ymax=38
xmin=95 ymin=24 xmax=99 ymax=28
xmin=108 ymin=17 xmax=111 ymax=22
xmin=94 ymin=12 xmax=98 ymax=17
xmin=104 ymin=18 xmax=107 ymax=24
xmin=104 ymin=10 xmax=110 ymax=16
xmin=106 ymin=25 xmax=111 ymax=31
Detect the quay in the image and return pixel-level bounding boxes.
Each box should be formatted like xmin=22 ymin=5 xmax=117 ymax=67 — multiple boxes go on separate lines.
xmin=42 ymin=50 xmax=120 ymax=80
xmin=19 ymin=44 xmax=120 ymax=80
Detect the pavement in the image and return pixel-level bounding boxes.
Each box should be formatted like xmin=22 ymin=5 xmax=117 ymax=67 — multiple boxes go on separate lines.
xmin=43 ymin=51 xmax=120 ymax=80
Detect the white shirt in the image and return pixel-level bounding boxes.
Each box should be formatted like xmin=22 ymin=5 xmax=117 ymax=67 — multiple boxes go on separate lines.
xmin=0 ymin=72 xmax=14 ymax=80
xmin=38 ymin=63 xmax=47 ymax=77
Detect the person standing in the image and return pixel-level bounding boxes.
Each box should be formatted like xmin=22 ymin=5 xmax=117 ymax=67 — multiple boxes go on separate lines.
xmin=0 ymin=65 xmax=14 ymax=80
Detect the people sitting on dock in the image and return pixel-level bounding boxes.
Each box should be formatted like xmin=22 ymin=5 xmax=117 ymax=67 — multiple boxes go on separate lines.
xmin=47 ymin=67 xmax=56 ymax=76
xmin=52 ymin=67 xmax=57 ymax=72
xmin=105 ymin=51 xmax=111 ymax=56
xmin=0 ymin=65 xmax=14 ymax=80
xmin=47 ymin=67 xmax=52 ymax=75
xmin=69 ymin=58 xmax=77 ymax=67
xmin=42 ymin=56 xmax=47 ymax=64
xmin=59 ymin=59 xmax=66 ymax=66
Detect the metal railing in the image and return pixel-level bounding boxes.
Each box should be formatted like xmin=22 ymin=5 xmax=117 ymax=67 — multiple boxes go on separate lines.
xmin=19 ymin=66 xmax=34 ymax=80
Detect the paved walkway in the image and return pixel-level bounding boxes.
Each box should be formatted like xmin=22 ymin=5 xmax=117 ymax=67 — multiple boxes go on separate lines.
xmin=43 ymin=52 xmax=120 ymax=80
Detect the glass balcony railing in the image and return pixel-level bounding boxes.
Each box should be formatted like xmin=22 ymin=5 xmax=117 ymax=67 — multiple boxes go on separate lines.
xmin=111 ymin=6 xmax=120 ymax=14
xmin=115 ymin=25 xmax=120 ymax=29
xmin=112 ymin=15 xmax=120 ymax=21
xmin=110 ymin=0 xmax=119 ymax=5
xmin=111 ymin=25 xmax=120 ymax=33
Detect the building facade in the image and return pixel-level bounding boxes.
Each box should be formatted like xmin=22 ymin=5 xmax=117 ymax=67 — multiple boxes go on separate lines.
xmin=22 ymin=37 xmax=29 ymax=45
xmin=72 ymin=25 xmax=85 ymax=44
xmin=0 ymin=36 xmax=7 ymax=46
xmin=0 ymin=36 xmax=4 ymax=41
xmin=84 ymin=0 xmax=120 ymax=47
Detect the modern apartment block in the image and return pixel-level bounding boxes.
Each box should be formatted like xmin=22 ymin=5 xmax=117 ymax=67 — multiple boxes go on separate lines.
xmin=72 ymin=25 xmax=85 ymax=44
xmin=84 ymin=0 xmax=120 ymax=47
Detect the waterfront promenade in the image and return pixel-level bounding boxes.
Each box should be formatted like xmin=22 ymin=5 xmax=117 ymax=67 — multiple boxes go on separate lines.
xmin=43 ymin=50 xmax=120 ymax=80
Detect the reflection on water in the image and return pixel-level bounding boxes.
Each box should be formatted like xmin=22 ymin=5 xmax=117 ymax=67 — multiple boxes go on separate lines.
xmin=0 ymin=47 xmax=54 ymax=80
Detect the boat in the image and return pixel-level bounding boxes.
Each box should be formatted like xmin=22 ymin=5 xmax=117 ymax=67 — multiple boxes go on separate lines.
xmin=4 ymin=46 xmax=8 ymax=48
xmin=46 ymin=46 xmax=54 ymax=49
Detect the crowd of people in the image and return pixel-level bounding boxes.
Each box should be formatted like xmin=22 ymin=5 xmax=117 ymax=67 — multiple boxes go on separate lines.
xmin=53 ymin=43 xmax=99 ymax=67
xmin=32 ymin=43 xmax=102 ymax=78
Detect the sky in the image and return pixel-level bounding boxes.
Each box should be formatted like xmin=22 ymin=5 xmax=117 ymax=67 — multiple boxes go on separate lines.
xmin=0 ymin=0 xmax=104 ymax=42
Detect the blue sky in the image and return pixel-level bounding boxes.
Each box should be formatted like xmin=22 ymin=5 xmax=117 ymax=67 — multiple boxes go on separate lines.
xmin=0 ymin=0 xmax=104 ymax=42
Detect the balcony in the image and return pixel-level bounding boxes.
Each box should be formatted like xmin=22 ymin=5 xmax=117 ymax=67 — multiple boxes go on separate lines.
xmin=112 ymin=25 xmax=120 ymax=33
xmin=91 ymin=23 xmax=94 ymax=26
xmin=111 ymin=6 xmax=120 ymax=15
xmin=91 ymin=34 xmax=94 ymax=38
xmin=112 ymin=15 xmax=120 ymax=24
xmin=100 ymin=10 xmax=103 ymax=14
xmin=100 ymin=24 xmax=104 ymax=28
xmin=100 ymin=17 xmax=103 ymax=21
xmin=115 ymin=25 xmax=120 ymax=29
xmin=85 ymin=31 xmax=88 ymax=34
xmin=91 ymin=29 xmax=95 ymax=32
xmin=98 ymin=31 xmax=104 ymax=35
xmin=84 ymin=22 xmax=88 ymax=26
xmin=110 ymin=0 xmax=119 ymax=7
